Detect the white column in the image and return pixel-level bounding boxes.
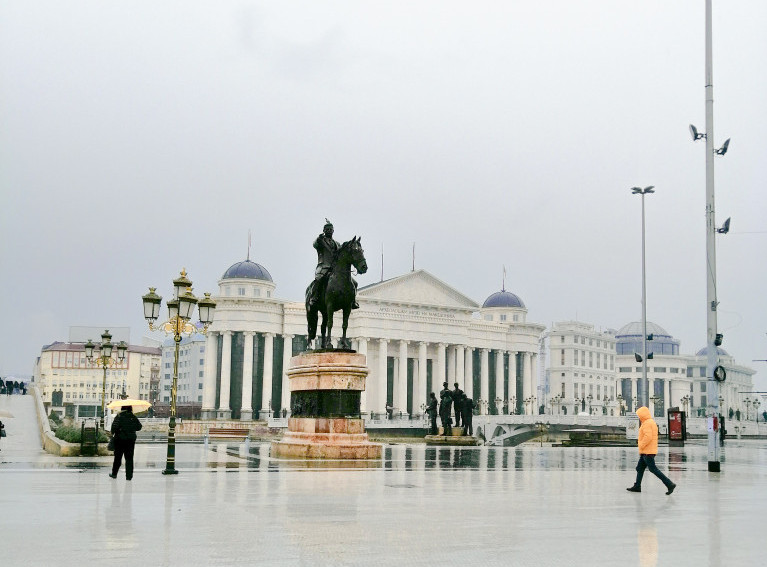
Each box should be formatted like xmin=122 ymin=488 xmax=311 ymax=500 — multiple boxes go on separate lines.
xmin=464 ymin=347 xmax=474 ymax=399
xmin=447 ymin=345 xmax=456 ymax=386
xmin=240 ymin=332 xmax=254 ymax=421
xmin=201 ymin=331 xmax=218 ymax=419
xmin=631 ymin=378 xmax=638 ymax=410
xmin=531 ymin=353 xmax=538 ymax=410
xmin=495 ymin=350 xmax=504 ymax=414
xmin=378 ymin=339 xmax=388 ymax=416
xmin=480 ymin=348 xmax=489 ymax=415
xmin=456 ymin=345 xmax=465 ymax=390
xmin=522 ymin=352 xmax=532 ymax=414
xmin=281 ymin=334 xmax=293 ymax=417
xmin=436 ymin=343 xmax=447 ymax=391
xmin=509 ymin=351 xmax=518 ymax=411
xmin=218 ymin=331 xmax=232 ymax=419
xmin=417 ymin=342 xmax=428 ymax=412
xmin=357 ymin=337 xmax=368 ymax=413
xmin=260 ymin=332 xmax=274 ymax=419
xmin=397 ymin=340 xmax=409 ymax=414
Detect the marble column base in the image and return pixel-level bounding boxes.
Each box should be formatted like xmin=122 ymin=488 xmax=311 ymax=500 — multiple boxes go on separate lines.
xmin=200 ymin=409 xmax=217 ymax=420
xmin=240 ymin=409 xmax=253 ymax=421
xmin=216 ymin=409 xmax=231 ymax=420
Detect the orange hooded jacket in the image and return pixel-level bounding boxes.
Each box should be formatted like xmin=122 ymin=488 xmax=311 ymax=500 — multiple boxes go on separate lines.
xmin=636 ymin=406 xmax=658 ymax=455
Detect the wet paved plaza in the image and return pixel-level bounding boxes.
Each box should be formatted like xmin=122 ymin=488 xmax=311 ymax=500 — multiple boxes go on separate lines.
xmin=2 ymin=396 xmax=766 ymax=566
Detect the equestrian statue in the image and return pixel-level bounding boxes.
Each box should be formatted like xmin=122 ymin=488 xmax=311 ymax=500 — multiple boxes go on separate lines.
xmin=305 ymin=219 xmax=367 ymax=350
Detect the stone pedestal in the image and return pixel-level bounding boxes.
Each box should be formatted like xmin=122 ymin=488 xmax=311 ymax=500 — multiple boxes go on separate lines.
xmin=271 ymin=351 xmax=382 ymax=460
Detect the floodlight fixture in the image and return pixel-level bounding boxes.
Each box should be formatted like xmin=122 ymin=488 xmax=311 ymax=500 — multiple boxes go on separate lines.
xmin=690 ymin=124 xmax=706 ymax=141
xmin=716 ymin=217 xmax=731 ymax=234
xmin=715 ymin=138 xmax=730 ymax=155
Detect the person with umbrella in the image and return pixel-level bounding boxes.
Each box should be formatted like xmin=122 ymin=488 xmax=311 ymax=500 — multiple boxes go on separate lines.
xmin=108 ymin=400 xmax=146 ymax=481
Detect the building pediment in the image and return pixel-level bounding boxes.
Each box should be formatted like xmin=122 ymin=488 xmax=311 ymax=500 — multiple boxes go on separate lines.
xmin=358 ymin=270 xmax=479 ymax=311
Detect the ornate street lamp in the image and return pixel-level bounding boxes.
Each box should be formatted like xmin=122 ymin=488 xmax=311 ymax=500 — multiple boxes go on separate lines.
xmin=142 ymin=269 xmax=216 ymax=475
xmin=85 ymin=329 xmax=127 ymax=429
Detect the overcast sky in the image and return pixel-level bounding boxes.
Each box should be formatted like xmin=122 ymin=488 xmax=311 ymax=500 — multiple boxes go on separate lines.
xmin=1 ymin=1 xmax=765 ymax=390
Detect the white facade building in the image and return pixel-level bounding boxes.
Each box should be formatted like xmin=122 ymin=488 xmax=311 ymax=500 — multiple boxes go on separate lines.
xmin=159 ymin=335 xmax=206 ymax=404
xmin=547 ymin=321 xmax=619 ymax=415
xmin=201 ymin=259 xmax=546 ymax=421
xmin=33 ymin=335 xmax=161 ymax=418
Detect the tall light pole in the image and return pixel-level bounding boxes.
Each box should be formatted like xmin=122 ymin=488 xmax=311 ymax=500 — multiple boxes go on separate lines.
xmin=632 ymin=185 xmax=655 ymax=408
xmin=690 ymin=0 xmax=731 ymax=473
xmin=142 ymin=269 xmax=216 ymax=475
xmin=84 ymin=330 xmax=127 ymax=429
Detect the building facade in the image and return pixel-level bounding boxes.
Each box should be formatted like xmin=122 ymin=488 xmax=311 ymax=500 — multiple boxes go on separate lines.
xmin=547 ymin=321 xmax=619 ymax=415
xmin=200 ymin=259 xmax=546 ymax=421
xmin=33 ymin=335 xmax=161 ymax=418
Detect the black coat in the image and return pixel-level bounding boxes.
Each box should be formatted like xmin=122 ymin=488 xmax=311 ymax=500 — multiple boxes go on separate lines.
xmin=111 ymin=411 xmax=143 ymax=441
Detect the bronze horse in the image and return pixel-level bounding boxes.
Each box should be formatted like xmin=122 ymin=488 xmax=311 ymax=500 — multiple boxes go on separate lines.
xmin=306 ymin=236 xmax=367 ymax=349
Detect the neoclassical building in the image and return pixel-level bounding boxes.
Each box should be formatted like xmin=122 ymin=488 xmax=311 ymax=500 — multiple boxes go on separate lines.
xmin=200 ymin=259 xmax=546 ymax=421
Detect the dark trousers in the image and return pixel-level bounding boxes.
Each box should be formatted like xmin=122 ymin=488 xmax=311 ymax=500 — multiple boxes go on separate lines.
xmin=429 ymin=415 xmax=438 ymax=435
xmin=112 ymin=438 xmax=136 ymax=480
xmin=454 ymin=405 xmax=462 ymax=427
xmin=462 ymin=412 xmax=473 ymax=435
xmin=634 ymin=454 xmax=672 ymax=489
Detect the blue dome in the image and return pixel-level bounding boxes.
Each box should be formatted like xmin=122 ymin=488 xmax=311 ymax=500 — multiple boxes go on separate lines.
xmin=221 ymin=260 xmax=273 ymax=282
xmin=695 ymin=345 xmax=729 ymax=357
xmin=482 ymin=290 xmax=525 ymax=309
xmin=615 ymin=321 xmax=680 ymax=356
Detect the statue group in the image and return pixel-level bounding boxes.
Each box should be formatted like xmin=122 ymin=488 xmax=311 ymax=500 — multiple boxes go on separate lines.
xmin=426 ymin=382 xmax=474 ymax=436
xmin=305 ymin=220 xmax=367 ymax=350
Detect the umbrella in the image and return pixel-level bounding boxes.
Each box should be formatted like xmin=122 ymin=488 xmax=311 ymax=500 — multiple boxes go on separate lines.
xmin=106 ymin=399 xmax=151 ymax=412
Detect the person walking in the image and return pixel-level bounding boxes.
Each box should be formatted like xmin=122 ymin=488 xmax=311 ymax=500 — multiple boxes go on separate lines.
xmin=109 ymin=406 xmax=142 ymax=481
xmin=627 ymin=406 xmax=676 ymax=495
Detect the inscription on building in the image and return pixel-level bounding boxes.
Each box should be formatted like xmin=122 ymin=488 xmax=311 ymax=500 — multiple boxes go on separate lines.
xmin=379 ymin=307 xmax=456 ymax=320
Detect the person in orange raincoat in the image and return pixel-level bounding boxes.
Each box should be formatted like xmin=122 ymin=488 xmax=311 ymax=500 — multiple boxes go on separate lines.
xmin=627 ymin=406 xmax=676 ymax=495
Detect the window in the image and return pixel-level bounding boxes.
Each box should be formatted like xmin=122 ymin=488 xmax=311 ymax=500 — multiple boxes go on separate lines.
xmin=500 ymin=314 xmax=507 ymax=321
xmin=199 ymin=371 xmax=204 ymax=377
xmin=573 ymin=349 xmax=578 ymax=365
xmin=513 ymin=314 xmax=518 ymax=322
xmin=699 ymin=367 xmax=706 ymax=377
xmin=700 ymin=382 xmax=706 ymax=392
xmin=581 ymin=352 xmax=585 ymax=365
xmin=560 ymin=350 xmax=565 ymax=365
xmin=654 ymin=367 xmax=667 ymax=373
xmin=700 ymin=396 xmax=706 ymax=407
xmin=589 ymin=352 xmax=593 ymax=367
xmin=560 ymin=336 xmax=565 ymax=343
xmin=619 ymin=367 xmax=632 ymax=373
xmin=253 ymin=288 xmax=261 ymax=297
xmin=581 ymin=337 xmax=585 ymax=345
xmin=238 ymin=287 xmax=246 ymax=296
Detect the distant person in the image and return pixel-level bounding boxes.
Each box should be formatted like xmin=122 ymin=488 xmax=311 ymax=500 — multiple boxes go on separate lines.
xmin=626 ymin=406 xmax=676 ymax=495
xmin=452 ymin=383 xmax=464 ymax=428
xmin=5 ymin=380 xmax=12 ymax=396
xmin=109 ymin=406 xmax=143 ymax=481
xmin=462 ymin=397 xmax=474 ymax=436
xmin=0 ymin=419 xmax=5 ymax=449
xmin=426 ymin=392 xmax=438 ymax=435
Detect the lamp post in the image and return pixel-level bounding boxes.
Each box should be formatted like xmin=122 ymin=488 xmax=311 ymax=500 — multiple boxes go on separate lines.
xmin=84 ymin=330 xmax=127 ymax=429
xmin=587 ymin=394 xmax=593 ymax=415
xmin=650 ymin=395 xmax=660 ymax=418
xmin=681 ymin=395 xmax=690 ymax=415
xmin=142 ymin=269 xmax=216 ymax=475
xmin=631 ymin=185 xmax=655 ymax=408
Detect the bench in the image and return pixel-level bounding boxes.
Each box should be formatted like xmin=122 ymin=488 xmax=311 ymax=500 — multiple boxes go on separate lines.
xmin=204 ymin=427 xmax=251 ymax=452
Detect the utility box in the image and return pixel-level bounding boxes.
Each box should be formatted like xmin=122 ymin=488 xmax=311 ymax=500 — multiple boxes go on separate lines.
xmin=667 ymin=408 xmax=686 ymax=446
xmin=80 ymin=421 xmax=98 ymax=456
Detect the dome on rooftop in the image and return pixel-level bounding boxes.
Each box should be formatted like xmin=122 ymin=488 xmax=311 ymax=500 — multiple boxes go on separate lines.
xmin=221 ymin=260 xmax=273 ymax=282
xmin=695 ymin=345 xmax=729 ymax=357
xmin=615 ymin=321 xmax=670 ymax=338
xmin=482 ymin=290 xmax=525 ymax=309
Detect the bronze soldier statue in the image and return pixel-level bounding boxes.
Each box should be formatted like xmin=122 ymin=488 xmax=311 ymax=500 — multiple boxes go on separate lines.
xmin=439 ymin=382 xmax=453 ymax=436
xmin=307 ymin=219 xmax=358 ymax=311
xmin=452 ymin=382 xmax=464 ymax=428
